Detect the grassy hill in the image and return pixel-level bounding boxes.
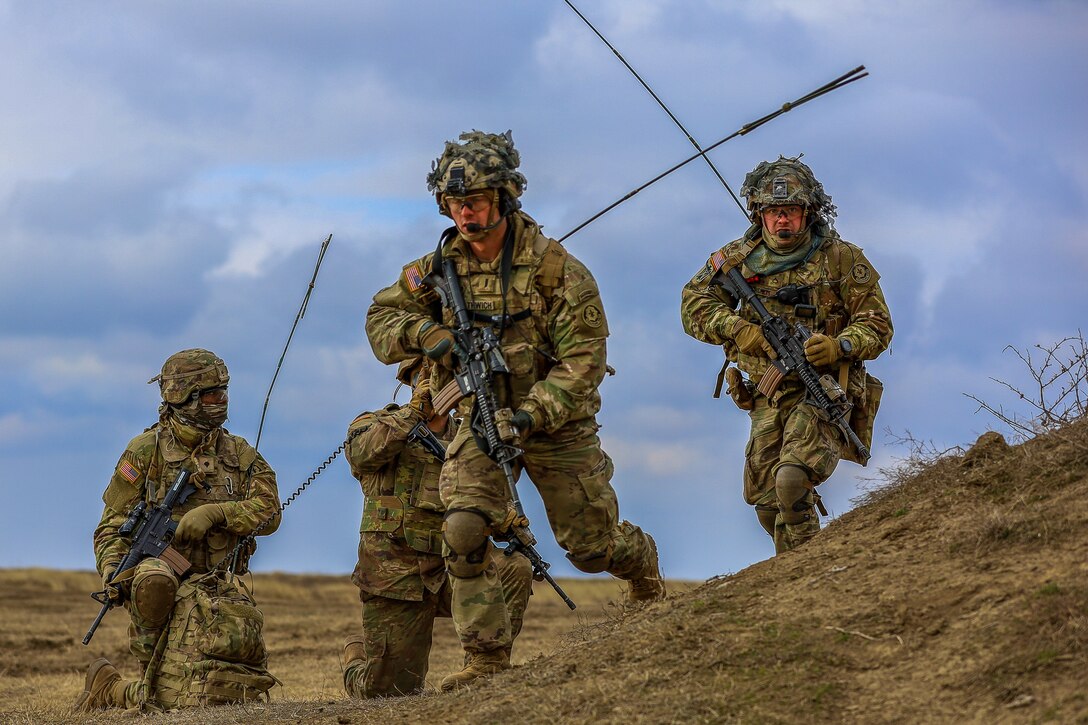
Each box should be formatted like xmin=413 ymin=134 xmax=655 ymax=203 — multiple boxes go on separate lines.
xmin=4 ymin=419 xmax=1085 ymax=724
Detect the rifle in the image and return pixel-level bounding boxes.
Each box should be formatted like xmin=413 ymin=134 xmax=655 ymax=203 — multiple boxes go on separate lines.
xmin=715 ymin=266 xmax=871 ymax=464
xmin=408 ymin=419 xmax=449 ymax=462
xmin=83 ymin=468 xmax=197 ymax=645
xmin=425 ymin=257 xmax=577 ymax=610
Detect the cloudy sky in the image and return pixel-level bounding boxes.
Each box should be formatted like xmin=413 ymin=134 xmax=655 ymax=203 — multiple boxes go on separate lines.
xmin=2 ymin=1 xmax=1085 ymax=582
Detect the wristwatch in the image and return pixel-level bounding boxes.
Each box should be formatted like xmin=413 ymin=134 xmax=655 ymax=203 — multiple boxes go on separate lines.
xmin=838 ymin=337 xmax=854 ymax=359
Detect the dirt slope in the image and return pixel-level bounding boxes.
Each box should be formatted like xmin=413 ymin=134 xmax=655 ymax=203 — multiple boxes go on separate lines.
xmin=7 ymin=419 xmax=1087 ymax=724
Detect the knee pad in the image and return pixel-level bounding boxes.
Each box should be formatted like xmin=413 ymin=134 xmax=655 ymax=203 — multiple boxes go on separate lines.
xmin=775 ymin=465 xmax=813 ymax=526
xmin=443 ymin=510 xmax=491 ymax=579
xmin=130 ymin=557 xmax=178 ymax=629
xmin=754 ymin=505 xmax=778 ymax=537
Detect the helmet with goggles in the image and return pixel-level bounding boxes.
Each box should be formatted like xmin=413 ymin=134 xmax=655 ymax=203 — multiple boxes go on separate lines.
xmin=149 ymin=348 xmax=229 ymax=405
xmin=741 ymin=155 xmax=836 ymax=223
xmin=426 ymin=130 xmax=527 ymax=218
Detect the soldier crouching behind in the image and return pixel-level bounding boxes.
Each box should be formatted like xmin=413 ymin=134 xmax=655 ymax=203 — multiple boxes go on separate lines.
xmin=74 ymin=349 xmax=281 ymax=713
xmin=341 ymin=358 xmax=533 ymax=698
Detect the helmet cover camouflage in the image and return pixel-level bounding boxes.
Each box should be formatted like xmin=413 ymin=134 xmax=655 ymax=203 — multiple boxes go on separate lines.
xmin=427 ymin=130 xmax=527 ymax=216
xmin=150 ymin=349 xmax=229 ymax=405
xmin=741 ymin=155 xmax=836 ymax=222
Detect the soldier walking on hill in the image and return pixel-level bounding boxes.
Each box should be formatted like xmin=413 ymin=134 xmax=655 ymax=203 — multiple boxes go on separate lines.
xmin=341 ymin=358 xmax=533 ymax=697
xmin=681 ymin=156 xmax=892 ymax=554
xmin=75 ymin=349 xmax=281 ymax=713
xmin=366 ymin=130 xmax=665 ymax=690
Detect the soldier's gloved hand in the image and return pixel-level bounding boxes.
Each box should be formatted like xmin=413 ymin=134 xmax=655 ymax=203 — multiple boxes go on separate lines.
xmin=512 ymin=409 xmax=536 ymax=436
xmin=101 ymin=562 xmax=122 ymax=602
xmin=407 ymin=364 xmax=435 ymax=420
xmin=175 ymin=503 xmax=227 ymax=544
xmin=731 ymin=320 xmax=777 ymax=359
xmin=804 ymin=333 xmax=842 ymax=367
xmin=417 ymin=321 xmax=455 ymax=369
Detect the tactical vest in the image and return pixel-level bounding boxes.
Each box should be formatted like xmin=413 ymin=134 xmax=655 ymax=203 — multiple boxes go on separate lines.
xmin=426 ymin=216 xmax=577 ymax=416
xmin=721 ymin=235 xmax=860 ymax=387
xmin=360 ymin=409 xmax=446 ymax=559
xmin=717 ymin=234 xmax=884 ymax=463
xmin=140 ymin=425 xmax=259 ymax=574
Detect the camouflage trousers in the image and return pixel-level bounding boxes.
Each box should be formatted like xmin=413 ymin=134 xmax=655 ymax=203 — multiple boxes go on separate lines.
xmin=344 ymin=547 xmax=532 ymax=697
xmin=744 ymin=386 xmax=841 ymax=554
xmin=440 ymin=419 xmax=656 ymax=652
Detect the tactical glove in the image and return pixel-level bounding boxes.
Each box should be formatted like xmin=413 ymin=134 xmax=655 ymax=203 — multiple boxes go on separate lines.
xmin=804 ymin=333 xmax=842 ymax=367
xmin=418 ymin=321 xmax=455 ymax=369
xmin=512 ymin=409 xmax=536 ymax=436
xmin=731 ymin=320 xmax=776 ymax=359
xmin=407 ymin=362 xmax=435 ymax=420
xmin=101 ymin=562 xmax=122 ymax=602
xmin=175 ymin=503 xmax=227 ymax=543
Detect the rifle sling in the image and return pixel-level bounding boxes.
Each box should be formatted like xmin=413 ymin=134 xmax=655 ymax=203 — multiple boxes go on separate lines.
xmin=429 ymin=220 xmax=519 ymax=334
xmin=713 ymin=361 xmax=727 ymax=399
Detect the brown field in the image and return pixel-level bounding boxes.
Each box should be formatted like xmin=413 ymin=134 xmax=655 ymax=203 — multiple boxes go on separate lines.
xmin=4 ymin=419 xmax=1088 ymax=724
xmin=0 ymin=567 xmax=690 ymax=724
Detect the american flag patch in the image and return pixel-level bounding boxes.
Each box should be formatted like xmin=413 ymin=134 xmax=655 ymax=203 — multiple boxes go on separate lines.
xmin=709 ymin=249 xmax=728 ymax=272
xmin=118 ymin=460 xmax=140 ymax=483
xmin=403 ymin=263 xmax=424 ymax=292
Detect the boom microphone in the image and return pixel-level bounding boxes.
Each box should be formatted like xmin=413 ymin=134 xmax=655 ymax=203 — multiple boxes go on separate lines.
xmin=465 ymin=218 xmax=504 ymax=234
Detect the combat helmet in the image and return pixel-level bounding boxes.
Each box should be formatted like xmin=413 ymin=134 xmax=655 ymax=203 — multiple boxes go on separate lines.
xmin=149 ymin=348 xmax=229 ymax=405
xmin=741 ymin=155 xmax=836 ymax=224
xmin=426 ymin=130 xmax=527 ymax=218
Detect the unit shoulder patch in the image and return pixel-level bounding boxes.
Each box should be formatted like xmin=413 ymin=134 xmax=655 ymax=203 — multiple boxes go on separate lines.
xmin=582 ymin=304 xmax=604 ymax=329
xmin=850 ymin=262 xmax=873 ymax=285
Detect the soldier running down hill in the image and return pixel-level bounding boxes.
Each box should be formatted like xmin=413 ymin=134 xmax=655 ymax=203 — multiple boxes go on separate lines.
xmin=681 ymin=157 xmax=892 ymax=554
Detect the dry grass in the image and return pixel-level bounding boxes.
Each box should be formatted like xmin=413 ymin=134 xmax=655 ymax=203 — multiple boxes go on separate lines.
xmin=0 ymin=567 xmax=693 ymax=724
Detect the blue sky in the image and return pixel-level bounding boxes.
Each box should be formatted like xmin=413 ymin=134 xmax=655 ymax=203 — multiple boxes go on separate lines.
xmin=2 ymin=1 xmax=1085 ymax=581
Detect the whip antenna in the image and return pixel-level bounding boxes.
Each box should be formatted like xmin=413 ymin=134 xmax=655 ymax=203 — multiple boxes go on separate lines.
xmin=563 ymin=0 xmax=747 ymax=217
xmin=558 ymin=65 xmax=868 ymax=243
xmin=254 ymin=233 xmax=332 ymax=450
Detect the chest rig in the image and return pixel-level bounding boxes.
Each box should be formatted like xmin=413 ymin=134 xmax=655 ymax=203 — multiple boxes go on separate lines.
xmin=144 ymin=426 xmax=255 ymax=575
xmin=426 ymin=219 xmax=566 ymax=412
xmin=361 ymin=409 xmax=448 ymax=557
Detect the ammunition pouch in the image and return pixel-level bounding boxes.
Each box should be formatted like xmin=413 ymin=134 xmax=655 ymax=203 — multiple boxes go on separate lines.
xmin=725 ymin=366 xmax=754 ymax=411
xmin=841 ymin=372 xmax=883 ymax=465
xmin=153 ymin=572 xmax=276 ymax=709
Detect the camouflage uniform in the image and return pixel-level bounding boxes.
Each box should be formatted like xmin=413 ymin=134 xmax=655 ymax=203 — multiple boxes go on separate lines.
xmin=365 ymin=131 xmax=662 ymax=684
xmin=341 ymin=401 xmax=532 ymax=698
xmin=681 ymin=157 xmax=892 ymax=553
xmin=76 ymin=349 xmax=280 ymax=713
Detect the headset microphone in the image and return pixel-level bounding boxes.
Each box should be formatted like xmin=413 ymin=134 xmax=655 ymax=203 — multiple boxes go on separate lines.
xmin=465 ymin=219 xmax=503 ymax=234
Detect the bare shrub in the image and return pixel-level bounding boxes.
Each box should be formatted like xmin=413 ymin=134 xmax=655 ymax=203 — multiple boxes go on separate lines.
xmin=965 ymin=332 xmax=1088 ymax=441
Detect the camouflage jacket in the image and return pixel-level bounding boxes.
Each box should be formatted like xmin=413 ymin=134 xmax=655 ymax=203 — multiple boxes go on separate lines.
xmin=93 ymin=419 xmax=281 ymax=577
xmin=345 ymin=403 xmax=448 ymax=601
xmin=365 ymin=211 xmax=609 ymax=434
xmin=681 ymin=230 xmax=893 ymax=396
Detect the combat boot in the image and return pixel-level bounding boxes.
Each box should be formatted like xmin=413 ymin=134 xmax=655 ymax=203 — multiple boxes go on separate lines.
xmin=342 ymin=635 xmax=366 ymax=668
xmin=72 ymin=658 xmax=121 ymax=712
xmin=626 ymin=535 xmax=666 ymax=604
xmin=439 ymin=649 xmax=510 ymax=691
